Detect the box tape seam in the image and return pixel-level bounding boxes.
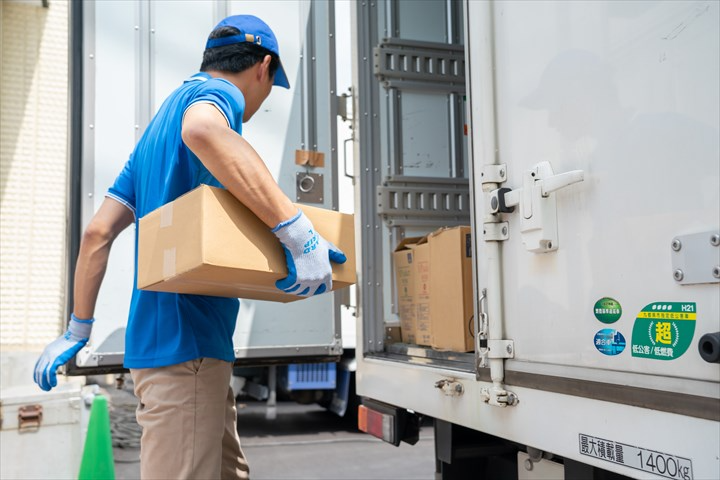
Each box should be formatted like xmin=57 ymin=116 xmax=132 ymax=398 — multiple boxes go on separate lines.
xmin=163 ymin=248 xmax=176 ymax=278
xmin=160 ymin=203 xmax=173 ymax=228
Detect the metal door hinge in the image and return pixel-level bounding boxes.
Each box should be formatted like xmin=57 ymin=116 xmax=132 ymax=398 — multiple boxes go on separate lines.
xmin=480 ymin=386 xmax=519 ymax=407
xmin=478 ymin=338 xmax=515 ymax=367
xmin=18 ymin=404 xmax=43 ymax=432
xmin=483 ymin=222 xmax=509 ymax=242
xmin=480 ymin=164 xmax=507 ymax=186
xmin=337 ymin=87 xmax=353 ymax=122
xmin=487 ymin=339 xmax=514 ymax=359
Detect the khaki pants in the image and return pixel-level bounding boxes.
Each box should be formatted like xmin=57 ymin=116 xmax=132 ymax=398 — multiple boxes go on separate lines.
xmin=131 ymin=358 xmax=249 ymax=480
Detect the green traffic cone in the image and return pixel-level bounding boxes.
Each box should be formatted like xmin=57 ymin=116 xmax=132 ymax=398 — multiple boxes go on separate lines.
xmin=78 ymin=394 xmax=115 ymax=480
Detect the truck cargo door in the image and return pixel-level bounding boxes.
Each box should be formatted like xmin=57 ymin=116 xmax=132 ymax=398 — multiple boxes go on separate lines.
xmin=352 ymin=0 xmax=472 ymax=360
xmin=70 ymin=0 xmax=344 ymax=374
xmin=469 ymin=0 xmax=719 ymax=401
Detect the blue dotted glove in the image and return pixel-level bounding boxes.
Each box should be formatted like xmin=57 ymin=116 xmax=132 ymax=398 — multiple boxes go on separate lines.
xmin=272 ymin=211 xmax=347 ymax=296
xmin=34 ymin=314 xmax=93 ymax=391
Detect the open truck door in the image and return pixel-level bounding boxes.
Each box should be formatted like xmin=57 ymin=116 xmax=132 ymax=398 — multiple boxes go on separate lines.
xmin=353 ymin=1 xmax=719 ymax=478
xmin=67 ymin=0 xmax=347 ymax=376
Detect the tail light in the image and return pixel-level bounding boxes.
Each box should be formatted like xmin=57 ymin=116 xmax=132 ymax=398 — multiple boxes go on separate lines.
xmin=358 ymin=398 xmax=420 ymax=447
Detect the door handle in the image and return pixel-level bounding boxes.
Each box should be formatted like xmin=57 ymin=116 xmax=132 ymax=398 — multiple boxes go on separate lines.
xmin=489 ymin=161 xmax=585 ymax=253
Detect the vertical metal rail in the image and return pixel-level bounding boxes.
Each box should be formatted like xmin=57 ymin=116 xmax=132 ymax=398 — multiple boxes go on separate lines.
xmin=356 ymin=0 xmax=385 ymax=354
xmin=321 ymin=0 xmax=344 ymax=347
xmin=481 ymin=2 xmax=506 ymax=400
xmin=386 ymin=0 xmax=402 ymax=317
xmin=79 ymin=0 xmax=95 ymax=234
xmin=301 ymin=0 xmax=318 ymax=154
xmin=66 ymin=0 xmax=86 ymax=376
xmin=467 ymin=0 xmax=512 ymax=406
xmin=326 ymin=0 xmax=339 ymax=212
xmin=385 ymin=0 xmax=401 ymax=179
xmin=448 ymin=0 xmax=464 ymax=179
xmin=135 ymin=0 xmax=153 ymax=141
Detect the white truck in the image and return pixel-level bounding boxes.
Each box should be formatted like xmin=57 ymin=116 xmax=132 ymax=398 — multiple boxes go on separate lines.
xmin=350 ymin=1 xmax=720 ymax=479
xmin=1 ymin=0 xmax=717 ymax=479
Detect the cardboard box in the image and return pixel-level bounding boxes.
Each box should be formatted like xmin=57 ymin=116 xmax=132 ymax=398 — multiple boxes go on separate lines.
xmin=429 ymin=226 xmax=474 ymax=352
xmin=413 ymin=236 xmax=432 ymax=346
xmin=392 ymin=237 xmax=423 ymax=344
xmin=137 ymin=185 xmax=356 ymax=303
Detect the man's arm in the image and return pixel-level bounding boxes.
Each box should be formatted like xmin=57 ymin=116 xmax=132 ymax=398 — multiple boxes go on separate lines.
xmin=34 ymin=197 xmax=133 ymax=391
xmin=181 ymin=103 xmax=297 ymax=228
xmin=181 ymin=103 xmax=346 ymax=297
xmin=73 ymin=197 xmax=135 ymax=319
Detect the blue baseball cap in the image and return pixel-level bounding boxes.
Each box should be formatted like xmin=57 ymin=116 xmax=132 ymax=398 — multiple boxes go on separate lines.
xmin=206 ymin=15 xmax=290 ymax=89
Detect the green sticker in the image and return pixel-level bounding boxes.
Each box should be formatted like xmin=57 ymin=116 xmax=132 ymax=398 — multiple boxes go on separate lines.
xmin=593 ymin=297 xmax=622 ymax=324
xmin=631 ymin=302 xmax=696 ymax=360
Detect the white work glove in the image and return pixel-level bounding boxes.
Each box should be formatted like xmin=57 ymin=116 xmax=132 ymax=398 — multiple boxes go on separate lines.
xmin=34 ymin=314 xmax=93 ymax=391
xmin=272 ymin=210 xmax=346 ymax=296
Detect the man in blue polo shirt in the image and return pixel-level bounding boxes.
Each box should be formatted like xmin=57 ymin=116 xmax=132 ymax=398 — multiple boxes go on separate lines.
xmin=33 ymin=15 xmax=344 ymax=479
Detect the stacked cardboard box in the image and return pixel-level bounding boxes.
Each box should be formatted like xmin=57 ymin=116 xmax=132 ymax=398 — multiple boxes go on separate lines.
xmin=428 ymin=226 xmax=474 ymax=352
xmin=414 ymin=236 xmax=432 ymax=346
xmin=392 ymin=237 xmax=421 ymax=344
xmin=392 ymin=226 xmax=474 ymax=352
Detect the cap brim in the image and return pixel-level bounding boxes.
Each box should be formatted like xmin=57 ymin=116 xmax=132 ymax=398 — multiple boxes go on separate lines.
xmin=273 ymin=60 xmax=290 ymax=89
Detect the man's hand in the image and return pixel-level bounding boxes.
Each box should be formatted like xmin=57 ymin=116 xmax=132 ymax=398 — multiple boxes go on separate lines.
xmin=34 ymin=314 xmax=94 ymax=391
xmin=272 ymin=211 xmax=346 ymax=296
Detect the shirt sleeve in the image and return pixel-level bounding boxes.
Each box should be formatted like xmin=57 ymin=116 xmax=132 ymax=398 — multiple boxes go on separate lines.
xmin=185 ymin=79 xmax=245 ymax=133
xmin=106 ymin=154 xmax=137 ymax=216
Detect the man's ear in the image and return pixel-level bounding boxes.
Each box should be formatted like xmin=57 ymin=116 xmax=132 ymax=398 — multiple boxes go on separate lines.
xmin=258 ymin=55 xmax=272 ymax=81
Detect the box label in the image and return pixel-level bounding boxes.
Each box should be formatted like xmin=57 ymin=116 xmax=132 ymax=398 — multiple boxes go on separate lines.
xmin=417 ymin=261 xmax=430 ymax=297
xmin=631 ymin=302 xmax=696 ymax=360
xmin=579 ymin=434 xmax=693 ymax=480
xmin=397 ymin=266 xmax=412 ymax=299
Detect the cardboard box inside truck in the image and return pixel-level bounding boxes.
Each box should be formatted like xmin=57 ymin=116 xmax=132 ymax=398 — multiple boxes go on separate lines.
xmin=429 ymin=226 xmax=474 ymax=352
xmin=413 ymin=236 xmax=432 ymax=346
xmin=392 ymin=237 xmax=423 ymax=344
xmin=137 ymin=185 xmax=356 ymax=303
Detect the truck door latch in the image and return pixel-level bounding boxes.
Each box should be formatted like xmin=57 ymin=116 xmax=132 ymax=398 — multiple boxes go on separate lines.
xmin=435 ymin=379 xmax=464 ymax=397
xmin=488 ymin=161 xmax=584 ymax=253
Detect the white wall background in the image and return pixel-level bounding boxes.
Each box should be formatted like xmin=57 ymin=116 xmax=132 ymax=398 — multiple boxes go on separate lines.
xmin=0 ymin=0 xmax=69 ymax=362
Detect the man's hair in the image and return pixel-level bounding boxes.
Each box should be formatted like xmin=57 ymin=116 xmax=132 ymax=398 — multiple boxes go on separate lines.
xmin=200 ymin=26 xmax=280 ymax=76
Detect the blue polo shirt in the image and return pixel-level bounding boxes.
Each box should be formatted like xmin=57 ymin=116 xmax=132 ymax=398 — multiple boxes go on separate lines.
xmin=107 ymin=72 xmax=243 ymax=369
